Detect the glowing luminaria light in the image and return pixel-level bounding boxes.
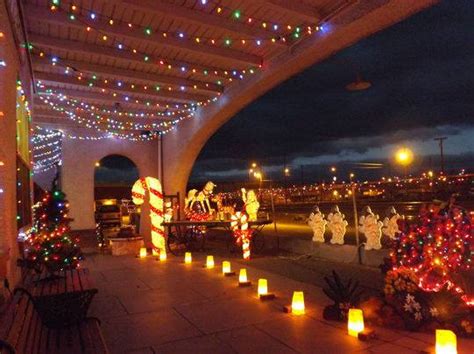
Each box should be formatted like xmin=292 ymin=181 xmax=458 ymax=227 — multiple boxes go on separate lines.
xmin=158 ymin=251 xmax=166 ymax=261
xmin=222 ymin=261 xmax=231 ymax=274
xmin=435 ymin=330 xmax=457 ymax=354
xmin=206 ymin=255 xmax=215 ymax=268
xmin=184 ymin=252 xmax=192 ymax=264
xmin=291 ymin=291 xmax=305 ymax=315
xmin=139 ymin=247 xmax=147 ymax=258
xmin=239 ymin=269 xmax=248 ymax=283
xmin=258 ymin=279 xmax=268 ymax=296
xmin=348 ymin=309 xmax=364 ymax=337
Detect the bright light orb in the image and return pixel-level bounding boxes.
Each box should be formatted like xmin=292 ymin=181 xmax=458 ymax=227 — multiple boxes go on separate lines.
xmin=395 ymin=147 xmax=414 ymax=166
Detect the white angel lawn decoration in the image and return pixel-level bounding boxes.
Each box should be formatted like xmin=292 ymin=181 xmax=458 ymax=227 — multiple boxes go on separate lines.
xmin=327 ymin=205 xmax=348 ymax=245
xmin=382 ymin=206 xmax=402 ymax=240
xmin=308 ymin=206 xmax=326 ymax=242
xmin=359 ymin=206 xmax=383 ymax=250
xmin=241 ymin=188 xmax=260 ymax=221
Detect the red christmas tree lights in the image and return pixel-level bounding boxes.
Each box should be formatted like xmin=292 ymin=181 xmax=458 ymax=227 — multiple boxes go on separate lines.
xmin=390 ymin=204 xmax=472 ymax=304
xmin=27 ymin=184 xmax=82 ymax=273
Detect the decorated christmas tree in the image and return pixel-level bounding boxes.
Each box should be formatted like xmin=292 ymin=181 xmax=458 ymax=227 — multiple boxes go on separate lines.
xmin=355 ymin=201 xmax=473 ymax=336
xmin=27 ymin=176 xmax=82 ymax=272
xmin=390 ymin=202 xmax=472 ymax=303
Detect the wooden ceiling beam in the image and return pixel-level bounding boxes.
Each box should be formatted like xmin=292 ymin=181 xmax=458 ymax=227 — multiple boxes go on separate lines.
xmin=33 ymin=104 xmax=172 ymax=123
xmin=33 ymin=117 xmax=152 ymax=133
xmin=36 ymin=90 xmax=186 ymax=113
xmin=32 ymin=55 xmax=223 ymax=95
xmin=34 ymin=97 xmax=184 ymax=125
xmin=33 ymin=116 xmax=83 ymax=128
xmin=33 ymin=107 xmax=171 ymax=130
xmin=28 ymin=33 xmax=234 ymax=80
xmin=25 ymin=4 xmax=262 ymax=66
xmin=116 ymin=0 xmax=286 ymax=45
xmin=35 ymin=71 xmax=210 ymax=104
xmin=262 ymin=0 xmax=321 ymax=23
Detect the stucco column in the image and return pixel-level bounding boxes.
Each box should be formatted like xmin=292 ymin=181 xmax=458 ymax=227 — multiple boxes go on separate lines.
xmin=0 ymin=3 xmax=22 ymax=286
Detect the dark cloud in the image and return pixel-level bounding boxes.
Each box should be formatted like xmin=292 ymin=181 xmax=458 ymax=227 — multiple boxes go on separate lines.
xmin=191 ymin=1 xmax=474 ymax=182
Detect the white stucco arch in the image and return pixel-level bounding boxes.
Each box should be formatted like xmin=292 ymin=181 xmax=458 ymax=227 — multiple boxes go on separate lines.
xmin=161 ymin=0 xmax=436 ymax=201
xmin=95 ymin=153 xmax=141 ymax=180
xmin=62 ymin=136 xmax=159 ymax=236
xmin=55 ymin=0 xmax=436 ymax=233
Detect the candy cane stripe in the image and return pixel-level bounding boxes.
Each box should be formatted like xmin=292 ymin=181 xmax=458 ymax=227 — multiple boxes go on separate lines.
xmin=231 ymin=211 xmax=252 ymax=260
xmin=132 ymin=177 xmax=165 ymax=256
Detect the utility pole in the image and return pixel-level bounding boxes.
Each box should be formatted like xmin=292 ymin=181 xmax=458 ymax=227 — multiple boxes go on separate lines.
xmin=434 ymin=137 xmax=447 ymax=174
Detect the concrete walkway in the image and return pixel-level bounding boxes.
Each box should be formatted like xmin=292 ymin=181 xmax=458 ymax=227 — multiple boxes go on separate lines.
xmin=85 ymin=253 xmax=473 ymax=354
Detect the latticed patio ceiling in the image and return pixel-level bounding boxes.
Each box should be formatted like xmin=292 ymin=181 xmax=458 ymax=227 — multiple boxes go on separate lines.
xmin=24 ymin=0 xmax=355 ymax=140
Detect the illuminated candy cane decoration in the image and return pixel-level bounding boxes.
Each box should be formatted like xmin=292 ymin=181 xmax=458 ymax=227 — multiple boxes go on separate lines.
xmin=231 ymin=211 xmax=252 ymax=260
xmin=132 ymin=177 xmax=165 ymax=255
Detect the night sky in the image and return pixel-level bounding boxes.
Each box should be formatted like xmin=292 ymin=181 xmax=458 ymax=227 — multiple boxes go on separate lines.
xmin=190 ymin=0 xmax=474 ymax=184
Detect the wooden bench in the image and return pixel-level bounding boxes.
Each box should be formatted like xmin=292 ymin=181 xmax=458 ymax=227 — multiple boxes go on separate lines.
xmin=0 ymin=268 xmax=109 ymax=353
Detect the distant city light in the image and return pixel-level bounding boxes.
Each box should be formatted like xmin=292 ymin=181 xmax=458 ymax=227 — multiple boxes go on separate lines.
xmin=395 ymin=147 xmax=414 ymax=166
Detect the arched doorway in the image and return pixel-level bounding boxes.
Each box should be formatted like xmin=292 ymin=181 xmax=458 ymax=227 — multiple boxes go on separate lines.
xmin=94 ymin=155 xmax=140 ymax=234
xmin=94 ymin=155 xmax=139 ymax=200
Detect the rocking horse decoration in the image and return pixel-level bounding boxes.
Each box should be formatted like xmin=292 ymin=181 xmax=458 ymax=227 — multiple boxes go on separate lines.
xmin=184 ymin=181 xmax=216 ymax=221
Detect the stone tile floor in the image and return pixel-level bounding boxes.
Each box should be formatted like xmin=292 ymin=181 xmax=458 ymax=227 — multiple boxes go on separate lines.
xmin=85 ymin=253 xmax=474 ymax=354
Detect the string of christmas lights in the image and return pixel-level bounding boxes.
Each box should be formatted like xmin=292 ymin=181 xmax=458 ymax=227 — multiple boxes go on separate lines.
xmin=40 ymin=1 xmax=262 ymax=80
xmin=38 ymin=92 xmax=195 ymax=130
xmin=37 ymin=94 xmax=186 ymax=140
xmin=35 ymin=78 xmax=205 ymax=110
xmin=32 ymin=126 xmax=63 ymax=173
xmin=36 ymin=77 xmax=200 ymax=118
xmin=36 ymin=51 xmax=221 ymax=95
xmin=38 ymin=96 xmax=179 ymax=131
xmin=48 ymin=1 xmax=321 ymax=48
xmin=31 ymin=0 xmax=329 ymax=139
